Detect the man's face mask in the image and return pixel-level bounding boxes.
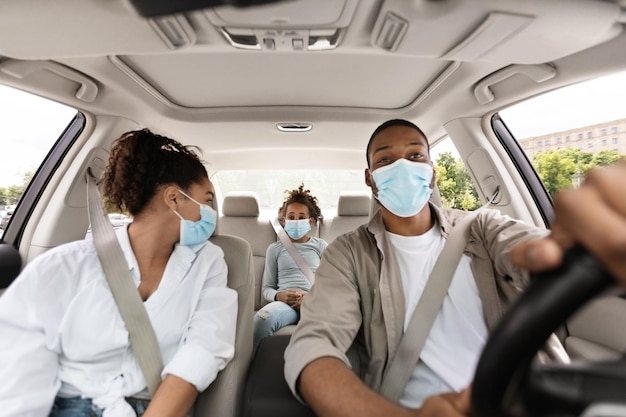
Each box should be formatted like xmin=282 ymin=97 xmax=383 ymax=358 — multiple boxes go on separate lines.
xmin=283 ymin=219 xmax=311 ymax=240
xmin=371 ymin=158 xmax=434 ymax=218
xmin=173 ymin=189 xmax=217 ymax=246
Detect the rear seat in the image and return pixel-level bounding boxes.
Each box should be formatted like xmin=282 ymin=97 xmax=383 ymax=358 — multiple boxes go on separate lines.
xmin=218 ymin=191 xmax=276 ymax=311
xmin=319 ymin=191 xmax=371 ymax=243
xmin=219 ymin=190 xmax=372 ymax=316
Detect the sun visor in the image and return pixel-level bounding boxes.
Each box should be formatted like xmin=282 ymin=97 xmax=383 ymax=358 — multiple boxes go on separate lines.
xmin=372 ymin=0 xmax=623 ymax=64
xmin=128 ymin=0 xmax=282 ymax=18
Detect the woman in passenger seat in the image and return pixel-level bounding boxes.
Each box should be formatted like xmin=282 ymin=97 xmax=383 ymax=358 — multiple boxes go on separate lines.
xmin=0 ymin=129 xmax=238 ymax=417
xmin=253 ymin=183 xmax=327 ymax=351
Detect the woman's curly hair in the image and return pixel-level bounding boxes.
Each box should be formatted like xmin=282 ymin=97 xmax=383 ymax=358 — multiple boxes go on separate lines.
xmin=102 ymin=128 xmax=207 ymax=216
xmin=278 ymin=183 xmax=323 ymax=224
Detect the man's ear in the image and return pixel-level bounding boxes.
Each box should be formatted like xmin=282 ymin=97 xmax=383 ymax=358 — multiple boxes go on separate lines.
xmin=430 ymin=163 xmax=437 ymax=189
xmin=365 ymin=168 xmax=378 ymax=197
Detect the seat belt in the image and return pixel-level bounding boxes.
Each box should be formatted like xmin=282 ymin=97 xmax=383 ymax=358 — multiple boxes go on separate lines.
xmin=270 ymin=217 xmax=315 ymax=285
xmin=379 ymin=200 xmax=493 ymax=402
xmin=86 ymin=169 xmax=164 ymax=395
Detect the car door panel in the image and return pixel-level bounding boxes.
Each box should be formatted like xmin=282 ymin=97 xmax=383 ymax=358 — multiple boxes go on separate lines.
xmin=565 ymin=295 xmax=626 ymax=360
xmin=0 ymin=242 xmax=21 ymax=291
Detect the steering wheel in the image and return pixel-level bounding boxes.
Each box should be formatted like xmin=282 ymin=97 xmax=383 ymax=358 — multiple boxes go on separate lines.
xmin=471 ymin=245 xmax=626 ymax=417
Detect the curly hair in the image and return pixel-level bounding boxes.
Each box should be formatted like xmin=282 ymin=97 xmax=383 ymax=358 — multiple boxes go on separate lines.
xmin=102 ymin=128 xmax=208 ymax=216
xmin=278 ymin=183 xmax=323 ymax=224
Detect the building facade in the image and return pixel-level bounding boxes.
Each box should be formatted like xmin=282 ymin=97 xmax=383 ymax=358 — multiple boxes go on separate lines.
xmin=518 ymin=118 xmax=626 ymax=159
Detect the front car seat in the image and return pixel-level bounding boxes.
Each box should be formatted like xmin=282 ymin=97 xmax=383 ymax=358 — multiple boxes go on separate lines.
xmin=194 ymin=199 xmax=255 ymax=417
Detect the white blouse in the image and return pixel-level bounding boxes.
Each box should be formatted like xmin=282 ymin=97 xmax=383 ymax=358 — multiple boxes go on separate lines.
xmin=0 ymin=226 xmax=238 ymax=417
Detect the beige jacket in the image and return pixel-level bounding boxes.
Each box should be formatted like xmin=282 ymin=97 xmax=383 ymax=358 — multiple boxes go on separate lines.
xmin=284 ymin=203 xmax=549 ymax=400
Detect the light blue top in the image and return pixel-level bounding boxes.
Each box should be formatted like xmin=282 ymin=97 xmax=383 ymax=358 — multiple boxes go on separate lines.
xmin=262 ymin=236 xmax=328 ymax=302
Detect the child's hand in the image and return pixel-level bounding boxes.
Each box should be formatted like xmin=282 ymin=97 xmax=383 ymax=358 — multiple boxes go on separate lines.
xmin=277 ymin=289 xmax=303 ymax=307
xmin=292 ymin=291 xmax=308 ymax=310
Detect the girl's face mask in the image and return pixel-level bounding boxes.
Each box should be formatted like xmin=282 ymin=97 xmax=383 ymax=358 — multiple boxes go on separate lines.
xmin=283 ymin=219 xmax=311 ymax=240
xmin=173 ymin=189 xmax=217 ymax=245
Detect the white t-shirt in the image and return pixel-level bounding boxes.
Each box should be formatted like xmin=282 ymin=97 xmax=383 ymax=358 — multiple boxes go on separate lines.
xmin=0 ymin=226 xmax=238 ymax=417
xmin=386 ymin=223 xmax=488 ymax=408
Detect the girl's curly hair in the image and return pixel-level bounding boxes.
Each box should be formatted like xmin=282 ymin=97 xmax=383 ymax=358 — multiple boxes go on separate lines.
xmin=102 ymin=128 xmax=207 ymax=216
xmin=278 ymin=183 xmax=323 ymax=224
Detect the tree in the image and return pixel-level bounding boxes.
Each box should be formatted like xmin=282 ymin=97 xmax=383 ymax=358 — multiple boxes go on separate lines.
xmin=592 ymin=150 xmax=624 ymax=167
xmin=6 ymin=185 xmax=24 ymax=205
xmin=533 ymin=150 xmax=578 ymax=196
xmin=0 ymin=170 xmax=34 ymax=206
xmin=532 ymin=148 xmax=625 ymax=197
xmin=0 ymin=188 xmax=8 ymax=206
xmin=434 ymin=151 xmax=480 ymax=210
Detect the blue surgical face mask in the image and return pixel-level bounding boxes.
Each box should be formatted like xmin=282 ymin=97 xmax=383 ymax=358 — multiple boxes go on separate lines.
xmin=283 ymin=219 xmax=311 ymax=240
xmin=174 ymin=189 xmax=217 ymax=245
xmin=371 ymin=159 xmax=434 ymax=218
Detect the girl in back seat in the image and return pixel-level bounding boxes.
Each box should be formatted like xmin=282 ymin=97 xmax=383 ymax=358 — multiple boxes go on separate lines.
xmin=253 ymin=184 xmax=327 ymax=352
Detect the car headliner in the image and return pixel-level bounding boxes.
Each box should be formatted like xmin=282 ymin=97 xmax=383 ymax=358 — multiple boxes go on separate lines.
xmin=0 ymin=0 xmax=625 ymax=172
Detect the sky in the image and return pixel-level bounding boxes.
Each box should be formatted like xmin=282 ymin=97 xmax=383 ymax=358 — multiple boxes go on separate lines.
xmin=2 ymin=71 xmax=626 ymax=188
xmin=0 ymin=85 xmax=76 ymax=188
xmin=500 ymin=71 xmax=626 ymax=139
xmin=430 ymin=70 xmax=626 ymax=161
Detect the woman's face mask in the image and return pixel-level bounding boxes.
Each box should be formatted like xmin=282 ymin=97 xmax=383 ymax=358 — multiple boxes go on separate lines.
xmin=173 ymin=189 xmax=217 ymax=245
xmin=283 ymin=219 xmax=311 ymax=240
xmin=370 ymin=158 xmax=434 ymax=218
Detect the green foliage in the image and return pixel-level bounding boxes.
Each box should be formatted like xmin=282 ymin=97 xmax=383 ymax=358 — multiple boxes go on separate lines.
xmin=0 ymin=185 xmax=25 ymax=206
xmin=532 ymin=149 xmax=625 ymax=197
xmin=533 ymin=150 xmax=579 ymax=197
xmin=594 ymin=150 xmax=625 ymax=167
xmin=434 ymin=151 xmax=481 ymax=211
xmin=0 ymin=170 xmax=33 ymax=206
xmin=434 ymin=148 xmax=625 ymax=209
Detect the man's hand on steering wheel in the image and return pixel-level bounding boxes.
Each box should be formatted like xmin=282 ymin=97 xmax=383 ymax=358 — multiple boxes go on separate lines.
xmin=511 ymin=160 xmax=626 ymax=286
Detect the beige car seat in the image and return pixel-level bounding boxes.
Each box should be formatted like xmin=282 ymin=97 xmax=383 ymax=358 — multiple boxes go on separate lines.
xmin=218 ymin=191 xmax=276 ymax=311
xmin=194 ymin=198 xmax=255 ymax=417
xmin=320 ymin=191 xmax=371 ymax=243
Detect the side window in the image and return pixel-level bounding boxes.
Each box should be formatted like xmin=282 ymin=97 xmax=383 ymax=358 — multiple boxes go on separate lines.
xmin=499 ymin=71 xmax=626 ymax=198
xmin=431 ymin=137 xmax=481 ymax=211
xmin=0 ymin=85 xmax=76 ymax=237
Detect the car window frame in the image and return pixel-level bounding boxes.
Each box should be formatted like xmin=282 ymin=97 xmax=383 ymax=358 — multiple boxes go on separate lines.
xmin=2 ymin=112 xmax=86 ymax=248
xmin=491 ymin=113 xmax=554 ymax=228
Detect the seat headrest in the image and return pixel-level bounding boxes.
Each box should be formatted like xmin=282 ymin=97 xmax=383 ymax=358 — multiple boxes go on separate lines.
xmin=211 ymin=195 xmax=219 ymax=213
xmin=210 ymin=194 xmax=220 ymax=231
xmin=222 ymin=191 xmax=261 ymax=217
xmin=337 ymin=192 xmax=371 ymax=216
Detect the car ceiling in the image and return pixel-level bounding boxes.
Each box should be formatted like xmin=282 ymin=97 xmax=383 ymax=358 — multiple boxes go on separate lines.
xmin=0 ymin=0 xmax=625 ymax=171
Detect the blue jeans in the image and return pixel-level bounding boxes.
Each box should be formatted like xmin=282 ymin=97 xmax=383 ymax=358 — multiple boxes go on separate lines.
xmin=253 ymin=301 xmax=299 ymax=351
xmin=49 ymin=396 xmax=150 ymax=417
